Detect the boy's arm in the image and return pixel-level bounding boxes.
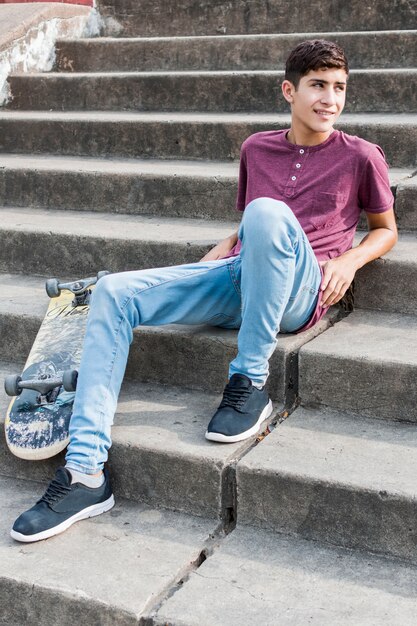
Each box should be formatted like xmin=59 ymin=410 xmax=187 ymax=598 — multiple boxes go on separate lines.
xmin=320 ymin=208 xmax=398 ymax=307
xmin=200 ymin=230 xmax=239 ymax=261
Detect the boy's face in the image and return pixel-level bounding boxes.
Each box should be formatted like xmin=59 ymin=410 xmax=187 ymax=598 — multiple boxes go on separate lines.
xmin=282 ymin=67 xmax=347 ymax=143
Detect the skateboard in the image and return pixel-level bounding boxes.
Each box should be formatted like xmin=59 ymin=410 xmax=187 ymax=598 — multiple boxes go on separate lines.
xmin=4 ymin=271 xmax=109 ymax=460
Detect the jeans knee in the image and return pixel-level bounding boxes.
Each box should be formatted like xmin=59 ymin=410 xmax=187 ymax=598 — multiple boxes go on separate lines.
xmin=92 ymin=273 xmax=128 ymax=309
xmin=241 ymin=197 xmax=295 ymax=240
xmin=245 ymin=197 xmax=292 ymax=224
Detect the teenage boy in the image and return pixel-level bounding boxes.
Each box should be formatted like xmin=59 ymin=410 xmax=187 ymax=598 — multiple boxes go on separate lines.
xmin=11 ymin=40 xmax=397 ymax=542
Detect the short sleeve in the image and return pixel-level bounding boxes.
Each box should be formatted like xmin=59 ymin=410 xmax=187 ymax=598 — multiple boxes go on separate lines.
xmin=235 ymin=142 xmax=248 ymax=212
xmin=358 ymin=145 xmax=394 ymax=214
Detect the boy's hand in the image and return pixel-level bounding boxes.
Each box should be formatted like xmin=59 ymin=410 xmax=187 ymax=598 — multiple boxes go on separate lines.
xmin=319 ymin=256 xmax=357 ymax=307
xmin=200 ymin=236 xmax=236 ymax=262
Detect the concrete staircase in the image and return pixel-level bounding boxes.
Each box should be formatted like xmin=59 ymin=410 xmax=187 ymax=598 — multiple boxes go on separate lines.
xmin=1 ymin=0 xmax=417 ymax=622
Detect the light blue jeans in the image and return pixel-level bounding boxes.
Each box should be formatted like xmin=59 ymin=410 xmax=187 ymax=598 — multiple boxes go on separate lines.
xmin=65 ymin=198 xmax=322 ymax=473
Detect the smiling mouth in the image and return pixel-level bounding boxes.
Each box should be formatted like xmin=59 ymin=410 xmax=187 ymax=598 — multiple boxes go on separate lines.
xmin=314 ymin=109 xmax=335 ymax=118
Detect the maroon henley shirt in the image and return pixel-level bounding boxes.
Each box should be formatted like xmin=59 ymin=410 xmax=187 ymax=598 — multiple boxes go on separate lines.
xmin=225 ymin=129 xmax=394 ymax=331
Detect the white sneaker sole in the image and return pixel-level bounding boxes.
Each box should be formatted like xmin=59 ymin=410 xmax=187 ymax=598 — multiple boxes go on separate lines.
xmin=10 ymin=494 xmax=115 ymax=543
xmin=205 ymin=399 xmax=273 ymax=443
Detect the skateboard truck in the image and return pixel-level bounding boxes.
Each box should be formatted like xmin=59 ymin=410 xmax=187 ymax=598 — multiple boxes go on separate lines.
xmin=46 ymin=271 xmax=110 ymax=306
xmin=4 ymin=369 xmax=78 ymax=399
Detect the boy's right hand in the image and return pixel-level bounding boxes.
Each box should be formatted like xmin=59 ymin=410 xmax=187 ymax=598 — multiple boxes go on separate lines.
xmin=200 ymin=232 xmax=238 ymax=262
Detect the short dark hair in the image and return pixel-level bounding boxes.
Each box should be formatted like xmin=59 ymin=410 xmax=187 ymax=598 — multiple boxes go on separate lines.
xmin=285 ymin=39 xmax=349 ymax=89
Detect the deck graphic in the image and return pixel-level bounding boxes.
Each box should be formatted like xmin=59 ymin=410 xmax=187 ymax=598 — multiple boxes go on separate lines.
xmin=5 ymin=286 xmax=93 ymax=460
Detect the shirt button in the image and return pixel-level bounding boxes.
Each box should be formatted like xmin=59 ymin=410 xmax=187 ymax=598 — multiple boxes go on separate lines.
xmin=299 ymin=149 xmax=305 ymax=154
xmin=296 ymin=163 xmax=301 ymax=168
xmin=291 ymin=176 xmax=297 ymax=181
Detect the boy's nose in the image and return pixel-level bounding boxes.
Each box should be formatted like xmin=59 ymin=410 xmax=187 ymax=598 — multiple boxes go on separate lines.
xmin=320 ymin=89 xmax=337 ymax=106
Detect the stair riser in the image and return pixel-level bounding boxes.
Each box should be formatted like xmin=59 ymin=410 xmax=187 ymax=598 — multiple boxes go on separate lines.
xmin=7 ymin=72 xmax=417 ymax=113
xmin=0 ymin=310 xmax=306 ymax=404
xmin=0 ymin=416 xmax=225 ymax=520
xmin=299 ymin=354 xmax=417 ymax=421
xmin=108 ymin=444 xmax=224 ymax=518
xmin=1 ymin=227 xmax=415 ymax=314
xmin=96 ymin=0 xmax=417 ymax=37
xmin=0 ymin=231 xmax=212 ymax=278
xmin=55 ymin=31 xmax=417 ymax=72
xmin=237 ymin=470 xmax=417 ymax=562
xmin=0 ymin=168 xmax=239 ymax=222
xmin=0 ymin=298 xmax=339 ymax=420
xmin=2 ymin=168 xmax=413 ymax=227
xmin=395 ymin=182 xmax=417 ymax=230
xmin=355 ymin=258 xmax=417 ymax=316
xmin=1 ymin=216 xmax=415 ymax=320
xmin=0 ymin=118 xmax=415 ymax=167
xmin=0 ymin=577 xmax=136 ymax=626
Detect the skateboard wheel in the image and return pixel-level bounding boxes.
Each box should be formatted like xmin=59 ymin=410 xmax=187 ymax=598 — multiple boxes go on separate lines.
xmin=4 ymin=375 xmax=22 ymax=397
xmin=63 ymin=369 xmax=78 ymax=392
xmin=46 ymin=278 xmax=61 ymax=298
xmin=97 ymin=271 xmax=110 ymax=281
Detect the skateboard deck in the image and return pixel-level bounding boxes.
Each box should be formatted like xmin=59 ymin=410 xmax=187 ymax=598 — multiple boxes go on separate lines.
xmin=4 ymin=273 xmax=106 ymax=461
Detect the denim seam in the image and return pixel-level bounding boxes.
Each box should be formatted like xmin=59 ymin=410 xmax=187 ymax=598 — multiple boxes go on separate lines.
xmin=228 ymin=258 xmax=241 ymax=296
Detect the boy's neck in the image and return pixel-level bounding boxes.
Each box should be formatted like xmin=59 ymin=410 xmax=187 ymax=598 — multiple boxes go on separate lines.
xmin=286 ymin=128 xmax=334 ymax=147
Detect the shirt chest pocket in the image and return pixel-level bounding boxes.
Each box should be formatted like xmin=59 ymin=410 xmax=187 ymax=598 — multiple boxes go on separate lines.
xmin=310 ymin=191 xmax=347 ymax=230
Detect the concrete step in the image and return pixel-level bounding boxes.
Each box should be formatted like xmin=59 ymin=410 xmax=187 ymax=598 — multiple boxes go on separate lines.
xmin=0 ymin=111 xmax=415 ymax=167
xmin=236 ymin=406 xmax=417 ymax=561
xmin=0 ymin=272 xmax=337 ymax=404
xmin=0 ymin=154 xmax=414 ymax=226
xmin=55 ymin=31 xmax=417 ymax=72
xmin=6 ymin=69 xmax=417 ymax=113
xmin=353 ymin=232 xmax=417 ymax=314
xmin=96 ymin=0 xmax=417 ymax=37
xmin=0 ymin=360 xmax=254 ymax=519
xmin=0 ymin=205 xmax=415 ymax=312
xmin=0 ymin=154 xmax=240 ymax=222
xmin=0 ymin=474 xmax=218 ymax=624
xmin=0 ymin=207 xmax=232 ymax=275
xmin=395 ymin=175 xmax=417 ymax=230
xmin=154 ymin=525 xmax=417 ymax=625
xmin=299 ymin=309 xmax=417 ymax=421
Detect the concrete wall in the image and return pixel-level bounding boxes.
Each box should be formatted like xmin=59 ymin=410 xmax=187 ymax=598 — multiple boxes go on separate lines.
xmin=0 ymin=3 xmax=101 ymax=105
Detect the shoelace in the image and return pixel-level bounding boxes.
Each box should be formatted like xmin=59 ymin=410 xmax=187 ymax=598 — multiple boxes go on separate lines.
xmin=38 ymin=476 xmax=72 ymax=505
xmin=219 ymin=384 xmax=251 ymax=411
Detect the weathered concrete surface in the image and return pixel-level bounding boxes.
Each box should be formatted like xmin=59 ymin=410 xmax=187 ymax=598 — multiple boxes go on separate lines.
xmin=0 ymin=207 xmax=233 ymax=275
xmin=0 ymin=474 xmax=217 ymax=625
xmin=354 ymin=232 xmax=417 ymax=315
xmin=395 ymin=176 xmax=417 ymax=230
xmin=0 ymin=111 xmax=415 ymax=167
xmin=0 ymin=360 xmax=249 ymax=519
xmin=0 ymin=154 xmax=240 ymax=221
xmin=237 ymin=406 xmax=417 ymax=561
xmin=96 ymin=0 xmax=417 ymax=37
xmin=55 ymin=30 xmax=417 ymax=72
xmin=154 ymin=526 xmax=417 ymax=626
xmin=299 ymin=310 xmax=417 ymax=420
xmin=0 ymin=272 xmax=338 ymax=404
xmin=0 ymin=5 xmax=93 ymax=52
xmin=3 ymin=210 xmax=413 ymax=317
xmin=0 ymin=3 xmax=98 ymax=105
xmin=0 ymin=154 xmax=412 ymax=224
xmin=6 ymin=69 xmax=417 ymax=113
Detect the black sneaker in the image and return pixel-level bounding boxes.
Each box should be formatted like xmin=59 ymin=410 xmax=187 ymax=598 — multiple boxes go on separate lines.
xmin=205 ymin=374 xmax=273 ymax=443
xmin=11 ymin=466 xmax=114 ymax=543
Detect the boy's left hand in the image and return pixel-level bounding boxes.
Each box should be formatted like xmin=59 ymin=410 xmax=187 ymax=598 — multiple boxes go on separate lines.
xmin=319 ymin=256 xmax=357 ymax=307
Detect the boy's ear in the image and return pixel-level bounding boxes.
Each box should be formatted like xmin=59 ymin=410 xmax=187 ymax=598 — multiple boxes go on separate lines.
xmin=282 ymin=79 xmax=296 ymax=104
